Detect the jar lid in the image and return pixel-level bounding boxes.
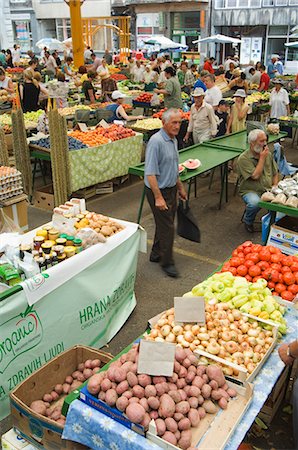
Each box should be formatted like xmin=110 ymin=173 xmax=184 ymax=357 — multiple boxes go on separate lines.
xmin=59 ymin=233 xmax=68 ymax=239
xmin=73 ymin=238 xmax=82 ymax=245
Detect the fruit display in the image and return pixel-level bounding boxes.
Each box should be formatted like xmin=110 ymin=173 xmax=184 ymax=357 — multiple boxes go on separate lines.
xmin=118 ymin=80 xmax=144 ymax=91
xmin=279 ymin=114 xmax=298 ymax=123
xmin=182 ymin=159 xmax=201 ymax=170
xmin=261 ymin=174 xmax=298 ymax=208
xmin=97 ymin=102 xmax=132 ymax=110
xmin=153 ymin=108 xmax=190 ymax=120
xmin=86 ymin=343 xmax=238 ymax=449
xmin=0 ymin=89 xmax=12 ymax=103
xmin=134 ymin=92 xmax=153 ymax=103
xmin=267 ymin=123 xmax=280 ymax=135
xmin=30 ymin=136 xmax=87 ymax=151
xmin=74 ymin=211 xmax=125 ymax=237
xmin=28 ymin=356 xmax=108 ymax=427
xmin=111 ymin=73 xmax=127 ymax=81
xmin=0 ymin=110 xmax=44 ymax=129
xmin=108 ymin=66 xmax=121 ymax=74
xmin=6 ymin=67 xmax=24 ymax=73
xmin=186 ymin=271 xmax=287 ymax=333
xmin=132 ymin=118 xmax=162 ymax=130
xmin=146 ymin=303 xmax=276 ymax=376
xmin=0 ymin=166 xmax=23 ymax=201
xmin=68 ymin=129 xmax=110 ymax=147
xmin=220 ymin=240 xmax=298 ymax=301
xmin=58 ymin=105 xmax=91 ymax=116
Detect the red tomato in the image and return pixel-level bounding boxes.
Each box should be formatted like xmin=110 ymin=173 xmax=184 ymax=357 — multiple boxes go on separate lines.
xmin=259 ymin=250 xmax=271 ymax=261
xmin=237 ymin=252 xmax=245 ymax=259
xmin=281 ymin=266 xmax=291 ymax=274
xmin=228 ymin=267 xmax=237 ymax=276
xmin=271 ymin=263 xmax=282 ymax=271
xmin=222 ymin=267 xmax=231 ymax=273
xmin=270 ymin=270 xmax=280 ymax=283
xmin=237 ymin=265 xmax=248 ymax=276
xmin=270 ymin=253 xmax=282 ymax=264
xmin=275 ymin=283 xmax=287 ymax=294
xmin=262 ymin=269 xmax=272 ymax=280
xmin=237 ymin=245 xmax=244 ymax=252
xmin=257 ymin=261 xmax=270 ymax=271
xmin=281 ymin=290 xmax=294 ymax=301
xmin=248 ymin=253 xmax=260 ymax=264
xmin=245 ymin=274 xmax=253 ymax=282
xmin=267 ymin=281 xmax=276 ymax=290
xmin=294 ymin=272 xmax=298 ymax=284
xmin=252 ymin=244 xmax=263 ymax=253
xmin=288 ymin=284 xmax=298 ymax=295
xmin=248 ymin=265 xmax=261 ymax=277
xmin=243 ymin=247 xmax=252 ymax=255
xmin=290 ymin=262 xmax=298 ymax=273
xmin=279 ymin=273 xmax=284 ymax=283
xmin=282 ymin=256 xmax=293 ymax=267
xmin=232 ymin=249 xmax=239 ymax=257
xmin=253 ymin=276 xmax=264 ymax=282
xmin=230 ymin=257 xmax=242 ymax=267
xmin=242 ymin=241 xmax=253 ymax=247
xmin=283 ymin=271 xmax=296 ymax=286
xmin=267 ymin=245 xmax=281 ymax=254
xmin=245 ymin=260 xmax=255 ymax=269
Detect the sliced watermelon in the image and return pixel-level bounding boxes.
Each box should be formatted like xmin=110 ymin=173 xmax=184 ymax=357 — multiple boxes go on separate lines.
xmin=182 ymin=159 xmax=201 ymax=170
xmin=178 ymin=164 xmax=185 ymax=174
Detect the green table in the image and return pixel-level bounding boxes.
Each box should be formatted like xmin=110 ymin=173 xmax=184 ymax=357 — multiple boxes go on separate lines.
xmin=278 ymin=119 xmax=298 ymax=146
xmin=203 ymin=130 xmax=287 ymax=152
xmin=129 ymin=144 xmax=242 ymax=223
xmin=258 ymin=200 xmax=298 ymax=242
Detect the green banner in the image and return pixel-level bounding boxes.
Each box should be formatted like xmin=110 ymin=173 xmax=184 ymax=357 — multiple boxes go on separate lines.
xmin=0 ymin=232 xmax=140 ymax=420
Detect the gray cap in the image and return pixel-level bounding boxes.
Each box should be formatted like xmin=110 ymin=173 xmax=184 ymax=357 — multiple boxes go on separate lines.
xmin=233 ymin=89 xmax=247 ymax=98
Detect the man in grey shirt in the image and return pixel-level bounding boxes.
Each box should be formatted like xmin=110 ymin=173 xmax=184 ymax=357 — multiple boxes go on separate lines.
xmin=145 ymin=109 xmax=187 ymax=278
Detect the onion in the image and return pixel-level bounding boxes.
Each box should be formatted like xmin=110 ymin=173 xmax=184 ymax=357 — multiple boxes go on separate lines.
xmin=184 ymin=331 xmax=194 ymax=343
xmin=166 ymin=333 xmax=176 ymax=343
xmin=161 ymin=325 xmax=171 ymax=337
xmin=173 ymin=325 xmax=183 ymax=336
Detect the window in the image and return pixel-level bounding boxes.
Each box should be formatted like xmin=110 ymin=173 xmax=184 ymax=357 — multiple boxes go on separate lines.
xmin=250 ymin=0 xmax=262 ymax=6
xmin=215 ymin=0 xmax=225 ymax=6
xmin=263 ymin=0 xmax=274 ymax=5
xmin=226 ymin=0 xmax=237 ymax=6
xmin=275 ymin=0 xmax=287 ymax=4
xmin=269 ymin=26 xmax=288 ymax=36
xmin=289 ymin=0 xmax=298 ymax=4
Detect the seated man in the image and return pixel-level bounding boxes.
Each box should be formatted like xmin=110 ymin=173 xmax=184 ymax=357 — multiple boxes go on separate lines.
xmin=237 ymin=129 xmax=279 ymax=233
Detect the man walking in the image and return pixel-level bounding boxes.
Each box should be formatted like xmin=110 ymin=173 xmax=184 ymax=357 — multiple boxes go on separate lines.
xmin=145 ymin=109 xmax=187 ymax=278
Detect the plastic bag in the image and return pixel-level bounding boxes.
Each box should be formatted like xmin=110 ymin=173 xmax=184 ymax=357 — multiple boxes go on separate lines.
xmin=177 ymin=200 xmax=201 ymax=243
xmin=285 ymin=196 xmax=298 ymax=208
xmin=261 ymin=192 xmax=275 ymax=202
xmin=150 ymin=93 xmax=160 ymax=107
xmin=0 ymin=208 xmax=22 ymax=234
xmin=76 ymin=227 xmax=106 ymax=249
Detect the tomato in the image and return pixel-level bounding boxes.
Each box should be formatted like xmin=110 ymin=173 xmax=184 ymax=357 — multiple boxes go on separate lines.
xmin=281 ymin=290 xmax=294 ymax=301
xmin=281 ymin=266 xmax=291 ymax=274
xmin=248 ymin=253 xmax=260 ymax=264
xmin=270 ymin=253 xmax=282 ymax=264
xmin=232 ymin=249 xmax=239 ymax=257
xmin=228 ymin=267 xmax=237 ymax=276
xmin=252 ymin=244 xmax=263 ymax=253
xmin=290 ymin=262 xmax=298 ymax=273
xmin=243 ymin=247 xmax=252 ymax=255
xmin=270 ymin=270 xmax=280 ymax=283
xmin=279 ymin=273 xmax=284 ymax=283
xmin=248 ymin=265 xmax=261 ymax=277
xmin=221 ymin=267 xmax=231 ymax=273
xmin=294 ymin=272 xmax=298 ymax=284
xmin=237 ymin=265 xmax=248 ymax=276
xmin=253 ymin=276 xmax=264 ymax=282
xmin=288 ymin=284 xmax=298 ymax=295
xmin=267 ymin=245 xmax=281 ymax=254
xmin=283 ymin=271 xmax=296 ymax=286
xmin=258 ymin=250 xmax=270 ymax=261
xmin=282 ymin=256 xmax=293 ymax=267
xmin=272 ymin=291 xmax=278 ymax=296
xmin=229 ymin=257 xmax=241 ymax=267
xmin=267 ymin=281 xmax=276 ymax=290
xmin=271 ymin=263 xmax=282 ymax=271
xmin=257 ymin=261 xmax=270 ymax=271
xmin=245 ymin=260 xmax=255 ymax=269
xmin=275 ymin=283 xmax=287 ymax=294
xmin=237 ymin=245 xmax=244 ymax=252
xmin=245 ymin=274 xmax=253 ymax=282
xmin=242 ymin=241 xmax=253 ymax=247
xmin=237 ymin=252 xmax=245 ymax=259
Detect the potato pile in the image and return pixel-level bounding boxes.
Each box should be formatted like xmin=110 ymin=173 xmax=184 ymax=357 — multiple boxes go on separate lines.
xmin=74 ymin=212 xmax=125 ymax=238
xmin=86 ymin=344 xmax=237 ymax=450
xmin=29 ymin=358 xmax=104 ymax=426
xmin=146 ymin=305 xmax=275 ymax=376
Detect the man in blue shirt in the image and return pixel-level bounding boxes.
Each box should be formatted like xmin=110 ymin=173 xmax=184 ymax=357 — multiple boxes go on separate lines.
xmin=267 ymin=56 xmax=278 ymax=79
xmin=193 ymin=70 xmax=208 ymax=92
xmin=145 ymin=109 xmax=187 ymax=278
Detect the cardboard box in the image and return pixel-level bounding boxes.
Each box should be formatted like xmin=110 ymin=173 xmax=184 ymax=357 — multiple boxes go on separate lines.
xmin=267 ymin=216 xmax=298 ymax=256
xmin=2 ymin=194 xmax=28 ymax=232
xmin=1 ymin=429 xmax=38 ymax=450
xmin=33 ymin=185 xmax=55 ymax=211
xmin=10 ymin=345 xmax=113 ymax=450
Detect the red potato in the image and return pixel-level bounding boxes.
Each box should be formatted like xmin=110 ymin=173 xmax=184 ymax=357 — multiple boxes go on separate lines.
xmin=209 ymin=380 xmax=218 ymax=390
xmin=107 ymin=366 xmax=118 ymax=382
xmin=83 ymin=368 xmax=93 ymax=379
xmin=184 ymin=386 xmax=192 ymax=397
xmin=87 ymin=373 xmax=105 ymax=395
xmin=155 ymin=418 xmax=166 ymax=436
xmin=62 ymin=383 xmax=70 ymax=395
xmin=188 ymin=409 xmax=200 ymax=427
xmin=218 ymin=397 xmax=228 ymax=410
xmin=114 ymin=367 xmax=127 ymax=383
xmin=188 ymin=354 xmax=198 ymax=366
xmin=187 ymin=448 xmax=197 ymax=450
xmin=174 ymin=361 xmax=181 ymax=374
xmin=76 ymin=373 xmax=86 ymax=382
xmin=65 ymin=376 xmax=73 ymax=384
xmin=84 ymin=359 xmax=93 ymax=369
xmin=175 ymin=401 xmax=190 ymax=415
xmin=202 ymin=400 xmax=218 ymax=414
xmin=217 ymin=388 xmax=229 ymax=399
xmin=222 ymin=383 xmax=229 ymax=391
xmin=30 ymin=400 xmax=47 ymax=416
xmin=155 ymin=383 xmax=167 ymax=397
xmin=50 ymin=391 xmax=59 ymax=401
xmin=116 ymin=380 xmax=129 ymax=396
xmin=123 ymin=390 xmax=133 ymax=399
xmin=98 ymin=391 xmax=106 ymax=401
xmin=132 ymin=385 xmax=145 ymax=399
xmin=168 ymin=390 xmax=182 ymax=404
xmin=116 ymin=396 xmax=129 ymax=412
xmin=183 ymin=358 xmax=191 ymax=369
xmin=121 ymin=361 xmax=134 ymax=373
xmin=161 ymin=382 xmax=170 ymax=393
xmin=206 ymin=365 xmax=225 ymax=387
xmin=125 ymin=403 xmax=146 ymax=424
xmin=51 ymin=408 xmax=61 ymax=421
xmin=175 ymin=347 xmax=187 ymax=363
xmin=130 ymin=363 xmax=137 ymax=374
xmin=138 ymin=374 xmax=151 ymax=387
xmin=188 ymin=365 xmax=197 ymax=374
xmin=127 ymin=372 xmax=138 ymax=387
xmin=139 ymin=398 xmax=149 ymax=412
xmin=71 ymin=371 xmax=81 ymax=380
xmin=126 ymin=348 xmax=138 ymax=363
xmin=176 ymin=378 xmax=187 ymax=389
xmin=148 ymin=396 xmax=160 ymax=410
xmin=178 ymin=418 xmax=191 ymax=431
xmin=56 ymin=418 xmax=66 ymax=426
xmin=192 ymin=376 xmax=204 ymax=389
xmin=178 ymin=429 xmax=192 ymax=450
xmin=168 ymin=372 xmax=178 ymax=384
xmin=202 ymin=374 xmax=209 ymax=383
xmin=184 ymin=348 xmax=193 ymax=357
xmin=162 ymin=431 xmax=177 ymax=445
xmin=153 ymin=376 xmax=166 ymax=385
xmin=188 ymin=386 xmax=200 ymax=398
xmin=44 ymin=402 xmax=50 ymax=408
xmin=105 ymin=389 xmax=118 ymax=406
xmin=77 ymin=363 xmax=85 ymax=372
xmin=150 ymin=410 xmax=159 ymax=420
xmin=128 ymin=397 xmax=140 ymax=404
xmin=198 ymin=407 xmax=206 ymax=419
xmin=165 ymin=417 xmax=178 ymax=433
xmin=201 ymin=384 xmax=212 ymax=399
xmin=196 ymin=366 xmax=206 ymax=376
xmin=101 ymin=378 xmax=112 ymax=392
xmin=175 ymin=430 xmax=181 ymax=441
xmin=54 ymin=384 xmax=63 ymax=395
xmin=111 ymin=382 xmax=117 ymax=390
xmin=159 ymin=394 xmax=176 ymax=418
xmin=174 ymin=412 xmax=184 ymax=422
xmin=109 ymin=360 xmax=122 ymax=369
xmin=70 ymin=380 xmax=82 ymax=392
xmin=92 ymin=368 xmax=99 ymax=375
xmin=211 ymin=390 xmax=222 ymax=401
xmin=45 ymin=409 xmax=52 ymax=417
xmin=168 ymin=383 xmax=178 ymax=391
xmin=144 ymin=385 xmax=157 ymax=398
xmin=179 ymin=366 xmax=188 ymax=378
xmin=141 ymin=412 xmax=151 ymax=429
xmin=227 ymin=388 xmax=237 ymax=398
xmin=185 ymin=371 xmax=196 ymax=384
xmin=177 ymin=389 xmax=187 ymax=401
xmin=91 ymin=359 xmax=101 ymax=368
xmin=120 ymin=354 xmax=127 ymax=364
xmin=197 ymin=395 xmax=204 ymax=405
xmin=43 ymin=394 xmax=52 ymax=403
xmin=188 ymin=397 xmax=199 ymax=409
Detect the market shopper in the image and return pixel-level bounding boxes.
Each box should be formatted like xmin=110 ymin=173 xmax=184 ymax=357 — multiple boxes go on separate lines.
xmin=12 ymin=44 xmax=21 ymax=66
xmin=258 ymin=65 xmax=270 ymax=91
xmin=215 ymin=100 xmax=229 ymax=137
xmin=132 ymin=60 xmax=145 ymax=83
xmin=144 ymin=65 xmax=158 ymax=91
xmin=82 ymin=71 xmax=97 ymax=104
xmin=184 ymin=87 xmax=218 ymax=144
xmin=84 ymin=46 xmax=92 ymax=64
xmin=226 ymin=89 xmax=249 ymax=134
xmin=0 ymin=67 xmax=14 ymax=94
xmin=237 ymin=129 xmax=278 ymax=233
xmin=193 ymin=70 xmax=208 ymax=91
xmin=269 ymin=79 xmax=290 ymax=120
xmin=267 ymin=56 xmax=278 ymax=79
xmin=62 ymin=56 xmax=74 ymax=79
xmin=106 ymin=90 xmax=143 ymax=122
xmin=204 ymin=74 xmax=222 ymax=109
xmin=154 ymin=67 xmax=183 ymax=110
xmin=228 ymin=71 xmax=248 ymax=93
xmin=19 ymin=69 xmax=40 ymax=113
xmin=97 ymin=59 xmax=117 ymax=100
xmin=145 ymin=108 xmax=187 ymax=278
xmin=33 ymin=71 xmax=48 ymax=108
xmin=89 ymin=53 xmax=101 ymax=72
xmin=203 ymin=57 xmax=215 ymax=74
xmin=0 ymin=50 xmax=7 ymax=68
xmin=44 ymin=51 xmax=57 ymax=76
xmin=225 ymin=62 xmax=236 ymax=80
xmin=6 ymin=49 xmax=13 ymax=68
xmin=278 ymin=339 xmax=298 ymax=449
xmin=249 ymin=68 xmax=261 ymax=86
xmin=104 ymin=49 xmax=113 ymax=65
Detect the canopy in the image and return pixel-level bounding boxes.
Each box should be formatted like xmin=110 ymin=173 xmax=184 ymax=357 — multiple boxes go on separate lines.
xmin=285 ymin=41 xmax=298 ymax=48
xmin=63 ymin=37 xmax=72 ymax=49
xmin=192 ymin=34 xmax=242 ymax=44
xmin=143 ymin=36 xmax=188 ymax=51
xmin=36 ymin=38 xmax=64 ymax=51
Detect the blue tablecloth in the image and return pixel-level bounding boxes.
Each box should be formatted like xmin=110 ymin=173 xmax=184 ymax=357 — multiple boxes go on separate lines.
xmin=62 ymin=303 xmax=297 ymax=450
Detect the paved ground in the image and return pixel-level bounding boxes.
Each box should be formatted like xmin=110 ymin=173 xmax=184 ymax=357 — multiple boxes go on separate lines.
xmin=1 ymin=137 xmax=297 ymax=448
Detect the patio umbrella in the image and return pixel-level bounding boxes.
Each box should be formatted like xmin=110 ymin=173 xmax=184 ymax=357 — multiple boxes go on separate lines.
xmin=285 ymin=41 xmax=298 ymax=48
xmin=63 ymin=37 xmax=72 ymax=49
xmin=36 ymin=38 xmax=64 ymax=51
xmin=144 ymin=36 xmax=188 ymax=51
xmin=192 ymin=34 xmax=242 ymax=44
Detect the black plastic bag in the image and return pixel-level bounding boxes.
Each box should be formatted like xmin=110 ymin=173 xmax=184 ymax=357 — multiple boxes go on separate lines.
xmin=177 ymin=200 xmax=201 ymax=243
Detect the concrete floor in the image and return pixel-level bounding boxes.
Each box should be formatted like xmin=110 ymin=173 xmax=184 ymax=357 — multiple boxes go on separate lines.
xmin=1 ymin=137 xmax=297 ymax=447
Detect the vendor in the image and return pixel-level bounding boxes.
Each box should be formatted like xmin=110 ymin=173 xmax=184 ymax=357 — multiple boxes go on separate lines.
xmin=97 ymin=59 xmax=117 ymax=100
xmin=226 ymin=89 xmax=249 ymax=134
xmin=225 ymin=62 xmax=236 ymax=80
xmin=62 ymin=56 xmax=74 ymax=79
xmin=154 ymin=67 xmax=183 ymax=110
xmin=74 ymin=66 xmax=88 ymax=87
xmin=237 ymin=129 xmax=278 ymax=233
xmin=19 ymin=69 xmax=40 ymax=113
xmin=269 ymin=79 xmax=290 ymax=120
xmin=82 ymin=71 xmax=97 ymax=104
xmin=106 ymin=90 xmax=143 ymax=123
xmin=228 ymin=70 xmax=248 ymax=93
xmin=0 ymin=67 xmax=14 ymax=94
xmin=144 ymin=65 xmax=158 ymax=92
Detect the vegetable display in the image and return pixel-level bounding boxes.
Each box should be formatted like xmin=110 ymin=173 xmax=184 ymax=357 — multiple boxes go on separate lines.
xmin=29 ymin=357 xmax=106 ymax=426
xmin=146 ymin=304 xmax=276 ymax=376
xmin=261 ymin=175 xmax=298 ymax=208
xmin=220 ymin=241 xmax=298 ymax=301
xmin=153 ymin=109 xmax=190 ymax=121
xmin=134 ymin=93 xmax=154 ymax=103
xmin=86 ymin=344 xmax=237 ymax=450
xmin=132 ymin=118 xmax=163 ymax=130
xmin=30 ymin=136 xmax=87 ymax=150
xmin=69 ymin=124 xmax=135 ymax=147
xmin=0 ymin=110 xmax=44 ymax=128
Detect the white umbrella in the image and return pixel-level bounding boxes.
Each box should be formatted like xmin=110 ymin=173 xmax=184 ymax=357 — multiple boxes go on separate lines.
xmin=192 ymin=34 xmax=242 ymax=44
xmin=144 ymin=36 xmax=188 ymax=51
xmin=36 ymin=38 xmax=64 ymax=51
xmin=285 ymin=41 xmax=298 ymax=48
xmin=63 ymin=37 xmax=72 ymax=49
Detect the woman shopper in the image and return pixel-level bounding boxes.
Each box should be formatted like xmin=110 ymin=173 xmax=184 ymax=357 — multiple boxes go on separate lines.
xmin=269 ymin=79 xmax=290 ymax=120
xmin=19 ymin=69 xmax=40 ymax=113
xmin=228 ymin=71 xmax=248 ymax=93
xmin=106 ymin=90 xmax=143 ymax=123
xmin=82 ymin=71 xmax=97 ymax=104
xmin=6 ymin=49 xmax=13 ymax=68
xmin=226 ymin=89 xmax=249 ymax=134
xmin=154 ymin=67 xmax=183 ymax=110
xmin=0 ymin=67 xmax=14 ymax=93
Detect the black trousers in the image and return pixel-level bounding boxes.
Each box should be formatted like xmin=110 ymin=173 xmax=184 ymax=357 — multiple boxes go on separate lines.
xmin=145 ymin=186 xmax=177 ymax=267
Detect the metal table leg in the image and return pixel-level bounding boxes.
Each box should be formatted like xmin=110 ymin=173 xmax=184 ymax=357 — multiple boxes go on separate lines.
xmin=137 ymin=186 xmax=146 ymax=224
xmin=218 ymin=164 xmax=226 ymax=210
xmin=265 ymin=210 xmax=276 ymax=243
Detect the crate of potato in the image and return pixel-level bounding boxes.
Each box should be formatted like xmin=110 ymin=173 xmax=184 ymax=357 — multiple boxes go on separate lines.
xmin=10 ymin=345 xmax=113 ymax=449
xmin=79 ymin=342 xmax=253 ymax=449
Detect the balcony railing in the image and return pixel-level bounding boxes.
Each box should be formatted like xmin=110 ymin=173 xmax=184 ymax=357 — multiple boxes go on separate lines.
xmin=215 ymin=0 xmax=298 ymax=7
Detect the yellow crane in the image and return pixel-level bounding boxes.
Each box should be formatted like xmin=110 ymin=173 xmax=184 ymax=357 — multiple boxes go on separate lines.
xmin=64 ymin=0 xmax=85 ymax=68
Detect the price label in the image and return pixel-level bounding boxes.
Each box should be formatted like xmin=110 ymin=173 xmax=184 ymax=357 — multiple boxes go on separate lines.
xmin=174 ymin=296 xmax=205 ymax=324
xmin=137 ymin=340 xmax=175 ymax=376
